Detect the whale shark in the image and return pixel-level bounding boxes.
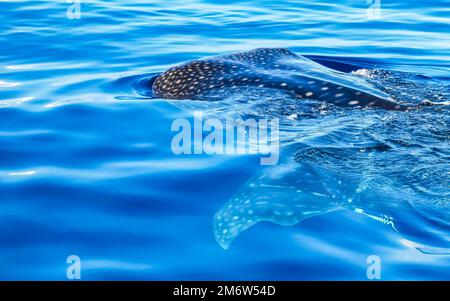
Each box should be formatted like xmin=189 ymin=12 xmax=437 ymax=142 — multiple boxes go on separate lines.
xmin=152 ymin=48 xmax=415 ymax=110
xmin=143 ymin=48 xmax=449 ymax=252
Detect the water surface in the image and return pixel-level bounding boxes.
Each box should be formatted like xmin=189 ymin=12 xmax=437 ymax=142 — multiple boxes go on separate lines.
xmin=0 ymin=0 xmax=449 ymax=280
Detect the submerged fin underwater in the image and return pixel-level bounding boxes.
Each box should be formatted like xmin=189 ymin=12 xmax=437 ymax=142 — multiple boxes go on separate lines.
xmin=0 ymin=0 xmax=449 ymax=283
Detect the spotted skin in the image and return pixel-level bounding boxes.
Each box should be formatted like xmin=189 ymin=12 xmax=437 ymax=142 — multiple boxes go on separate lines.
xmin=152 ymin=48 xmax=412 ymax=110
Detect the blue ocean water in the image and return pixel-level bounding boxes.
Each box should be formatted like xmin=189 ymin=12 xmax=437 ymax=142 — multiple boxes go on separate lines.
xmin=0 ymin=0 xmax=449 ymax=280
